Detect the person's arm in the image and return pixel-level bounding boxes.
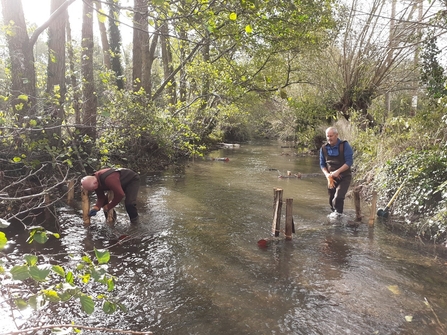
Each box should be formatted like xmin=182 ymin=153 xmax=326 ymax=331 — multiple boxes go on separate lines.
xmin=320 ymin=148 xmax=330 ymax=177
xmin=94 ymin=189 xmax=106 ymax=209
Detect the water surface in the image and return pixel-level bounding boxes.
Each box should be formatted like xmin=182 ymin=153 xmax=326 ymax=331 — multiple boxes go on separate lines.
xmin=2 ymin=141 xmax=447 ymax=335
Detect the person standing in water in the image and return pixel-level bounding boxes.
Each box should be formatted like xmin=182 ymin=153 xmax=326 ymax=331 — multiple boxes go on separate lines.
xmin=320 ymin=127 xmax=353 ymax=218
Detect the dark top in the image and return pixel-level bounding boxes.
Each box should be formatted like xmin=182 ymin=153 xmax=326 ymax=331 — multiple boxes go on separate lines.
xmin=319 ymin=139 xmax=353 ymax=176
xmin=93 ymin=168 xmax=139 ymax=210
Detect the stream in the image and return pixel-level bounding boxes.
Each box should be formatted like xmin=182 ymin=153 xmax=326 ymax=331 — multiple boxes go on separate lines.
xmin=2 ymin=140 xmax=447 ymax=335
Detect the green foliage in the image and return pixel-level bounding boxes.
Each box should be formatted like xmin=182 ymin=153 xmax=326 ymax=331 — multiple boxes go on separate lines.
xmin=1 ymin=228 xmax=125 ymax=318
xmin=352 ymin=97 xmax=447 ymax=242
xmin=420 ymin=30 xmax=447 ymax=100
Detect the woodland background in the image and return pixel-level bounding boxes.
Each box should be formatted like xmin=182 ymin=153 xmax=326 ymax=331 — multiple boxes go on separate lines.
xmin=0 ymin=0 xmax=447 ymax=240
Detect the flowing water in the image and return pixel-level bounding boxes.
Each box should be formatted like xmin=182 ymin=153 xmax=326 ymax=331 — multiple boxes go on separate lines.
xmin=2 ymin=141 xmax=447 ymax=335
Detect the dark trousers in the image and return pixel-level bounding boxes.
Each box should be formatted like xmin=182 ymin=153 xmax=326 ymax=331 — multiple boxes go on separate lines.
xmin=123 ymin=175 xmax=140 ymax=221
xmin=328 ymin=174 xmax=352 ymax=214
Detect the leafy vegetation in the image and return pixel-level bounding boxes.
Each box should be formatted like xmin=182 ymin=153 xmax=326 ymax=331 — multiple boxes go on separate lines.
xmin=1 ymin=0 xmax=447 ymax=332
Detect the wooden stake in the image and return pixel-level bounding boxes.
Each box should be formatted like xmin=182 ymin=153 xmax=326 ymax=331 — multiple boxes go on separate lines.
xmin=81 ymin=188 xmax=90 ymax=226
xmin=285 ymin=198 xmax=293 ymax=240
xmin=271 ymin=188 xmax=283 ymax=237
xmin=106 ymin=191 xmax=115 ymax=225
xmin=369 ymin=191 xmax=377 ymax=226
xmin=67 ymin=180 xmax=75 ymax=206
xmin=353 ymin=186 xmax=362 ymax=221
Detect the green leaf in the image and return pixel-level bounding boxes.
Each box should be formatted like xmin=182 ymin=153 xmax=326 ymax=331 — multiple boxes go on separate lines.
xmin=65 ymin=271 xmax=74 ymax=285
xmin=94 ymin=248 xmax=110 ymax=264
xmin=29 ymin=265 xmax=51 ymax=282
xmin=33 ymin=231 xmax=48 ymax=244
xmin=28 ymin=295 xmax=38 ymax=310
xmin=52 ymin=265 xmax=65 ymax=277
xmin=103 ymin=301 xmax=117 ymax=314
xmin=42 ymin=289 xmax=60 ymax=303
xmin=0 ymin=232 xmax=7 ymax=250
xmin=106 ymin=277 xmax=115 ymax=292
xmin=81 ymin=273 xmax=91 ymax=284
xmin=79 ymin=294 xmax=95 ymax=315
xmin=0 ymin=218 xmax=10 ymax=228
xmin=10 ymin=265 xmax=30 ymax=281
xmin=18 ymin=94 xmax=28 ymax=102
xmin=24 ymin=254 xmax=38 ymax=266
xmin=97 ymin=9 xmax=107 ymax=23
xmin=14 ymin=298 xmax=28 ymax=310
xmin=91 ymin=267 xmax=107 ymax=282
xmin=59 ymin=291 xmax=74 ymax=302
xmin=82 ymin=255 xmax=93 ymax=265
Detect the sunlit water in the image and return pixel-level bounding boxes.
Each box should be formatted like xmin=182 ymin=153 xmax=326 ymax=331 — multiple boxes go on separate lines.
xmin=2 ymin=141 xmax=447 ymax=335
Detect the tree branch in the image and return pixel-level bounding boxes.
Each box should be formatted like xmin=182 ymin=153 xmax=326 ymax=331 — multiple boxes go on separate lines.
xmin=28 ymin=0 xmax=77 ymax=48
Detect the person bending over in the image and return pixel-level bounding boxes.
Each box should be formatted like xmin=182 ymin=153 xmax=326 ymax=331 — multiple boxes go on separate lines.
xmin=81 ymin=168 xmax=140 ymax=224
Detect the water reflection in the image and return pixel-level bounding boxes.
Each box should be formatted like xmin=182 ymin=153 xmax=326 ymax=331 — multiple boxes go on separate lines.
xmin=2 ymin=141 xmax=447 ymax=335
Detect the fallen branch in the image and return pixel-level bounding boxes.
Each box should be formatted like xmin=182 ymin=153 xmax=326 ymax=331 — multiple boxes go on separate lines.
xmin=1 ymin=324 xmax=153 ymax=335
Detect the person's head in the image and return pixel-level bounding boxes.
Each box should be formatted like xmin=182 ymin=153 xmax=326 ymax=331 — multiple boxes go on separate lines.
xmin=325 ymin=127 xmax=339 ymax=146
xmin=81 ymin=175 xmax=98 ymax=191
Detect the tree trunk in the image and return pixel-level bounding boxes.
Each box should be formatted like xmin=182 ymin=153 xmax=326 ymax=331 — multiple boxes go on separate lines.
xmin=384 ymin=0 xmax=396 ymax=121
xmin=160 ymin=21 xmax=176 ymax=105
xmin=132 ymin=0 xmax=145 ymax=92
xmin=1 ymin=0 xmax=36 ymax=123
xmin=46 ymin=0 xmax=67 ymax=143
xmin=107 ymin=0 xmax=124 ymax=90
xmin=179 ymin=27 xmax=188 ymax=103
xmin=94 ymin=0 xmax=111 ymax=70
xmin=66 ymin=19 xmax=81 ymax=124
xmin=200 ymin=35 xmax=210 ymax=111
xmin=411 ymin=0 xmax=423 ymax=116
xmin=81 ymin=0 xmax=97 ymax=143
xmin=143 ymin=23 xmax=159 ymax=97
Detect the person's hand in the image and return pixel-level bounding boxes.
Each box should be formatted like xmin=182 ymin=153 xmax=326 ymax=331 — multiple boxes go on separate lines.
xmin=327 ymin=175 xmax=336 ymax=189
xmin=103 ymin=204 xmax=109 ymax=212
xmin=88 ymin=206 xmax=100 ymax=217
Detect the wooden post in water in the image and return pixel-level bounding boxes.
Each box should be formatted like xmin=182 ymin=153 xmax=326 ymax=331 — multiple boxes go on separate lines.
xmin=81 ymin=188 xmax=90 ymax=226
xmin=272 ymin=188 xmax=283 ymax=237
xmin=106 ymin=191 xmax=115 ymax=225
xmin=368 ymin=191 xmax=377 ymax=226
xmin=67 ymin=180 xmax=75 ymax=206
xmin=353 ymin=186 xmax=362 ymax=222
xmin=285 ymin=198 xmax=294 ymax=240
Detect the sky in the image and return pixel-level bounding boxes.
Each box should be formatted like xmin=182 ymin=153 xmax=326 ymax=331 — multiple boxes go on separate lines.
xmin=22 ymin=0 xmax=83 ymax=29
xmin=16 ymin=0 xmax=132 ymax=42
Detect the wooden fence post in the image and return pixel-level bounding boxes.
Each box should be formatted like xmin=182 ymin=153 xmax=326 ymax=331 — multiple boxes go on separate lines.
xmin=106 ymin=191 xmax=115 ymax=225
xmin=369 ymin=191 xmax=377 ymax=226
xmin=67 ymin=180 xmax=75 ymax=206
xmin=272 ymin=188 xmax=283 ymax=237
xmin=81 ymin=188 xmax=90 ymax=226
xmin=353 ymin=186 xmax=362 ymax=222
xmin=285 ymin=198 xmax=294 ymax=240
